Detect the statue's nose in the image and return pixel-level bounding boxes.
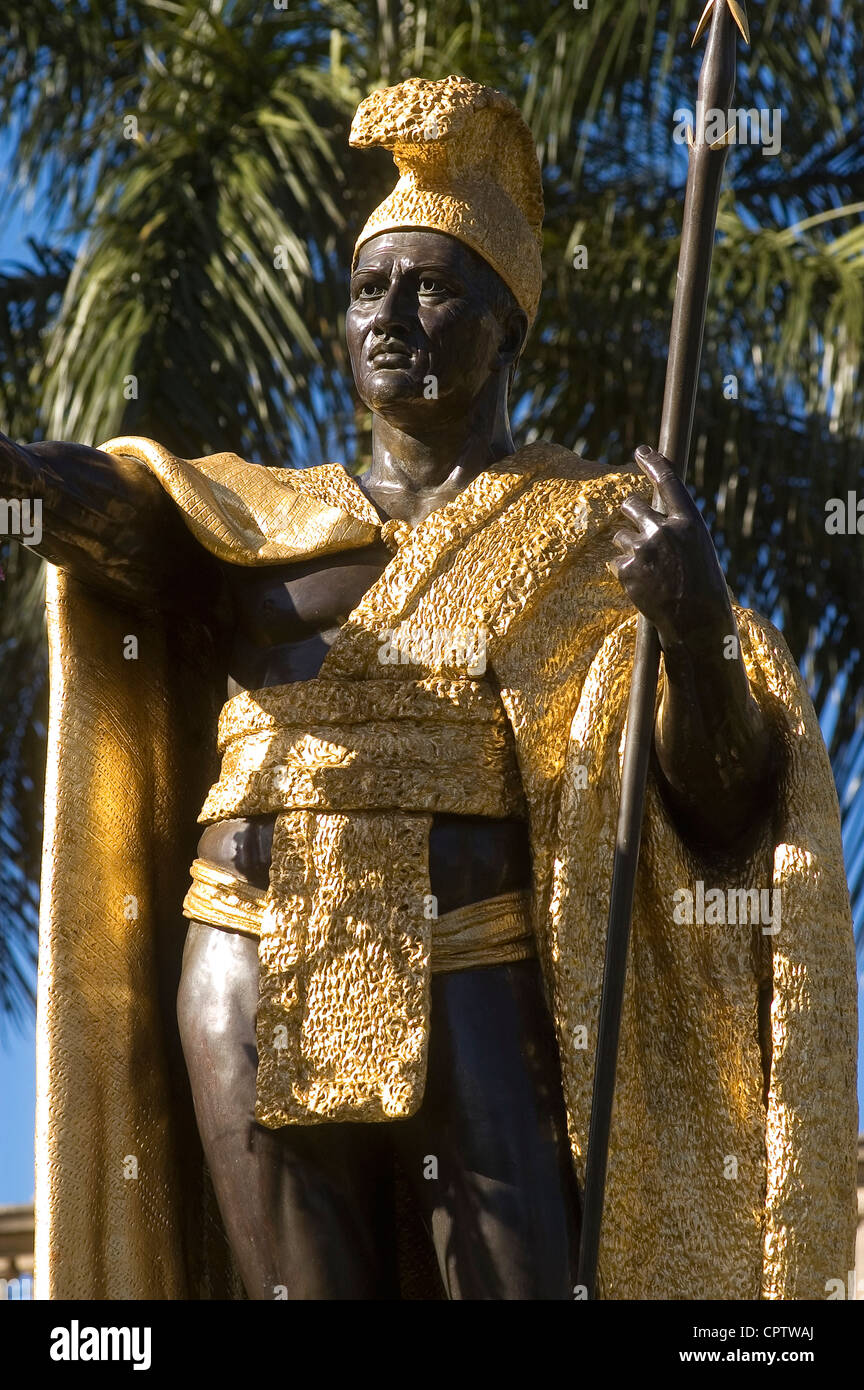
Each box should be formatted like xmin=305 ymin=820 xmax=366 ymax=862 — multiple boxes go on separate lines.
xmin=371 ymin=275 xmax=414 ymax=337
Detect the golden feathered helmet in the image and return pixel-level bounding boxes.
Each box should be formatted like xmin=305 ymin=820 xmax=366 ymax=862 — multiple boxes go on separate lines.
xmin=349 ymin=75 xmax=544 ymax=325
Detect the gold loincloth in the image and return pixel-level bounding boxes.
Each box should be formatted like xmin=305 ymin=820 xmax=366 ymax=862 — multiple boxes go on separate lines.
xmin=191 ymin=675 xmax=527 ymax=1127
xmin=183 ymin=858 xmax=535 ymax=974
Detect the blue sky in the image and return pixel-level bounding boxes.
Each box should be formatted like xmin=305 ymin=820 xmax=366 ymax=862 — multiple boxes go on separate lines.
xmin=0 ymin=142 xmax=65 ymax=1203
xmin=0 ymin=151 xmax=862 ymax=1207
xmin=0 ymin=1023 xmax=35 ymax=1203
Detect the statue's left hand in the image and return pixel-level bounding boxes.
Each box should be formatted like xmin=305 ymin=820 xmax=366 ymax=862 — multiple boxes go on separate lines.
xmin=610 ymin=444 xmax=731 ymax=650
xmin=609 ymin=445 xmax=777 ymax=849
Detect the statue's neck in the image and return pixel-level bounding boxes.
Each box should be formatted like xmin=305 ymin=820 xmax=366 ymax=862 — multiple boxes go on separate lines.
xmin=359 ymin=387 xmax=515 ymax=526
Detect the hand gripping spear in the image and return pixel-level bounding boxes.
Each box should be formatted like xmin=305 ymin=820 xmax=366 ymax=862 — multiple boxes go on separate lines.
xmin=576 ymin=0 xmax=751 ymax=1299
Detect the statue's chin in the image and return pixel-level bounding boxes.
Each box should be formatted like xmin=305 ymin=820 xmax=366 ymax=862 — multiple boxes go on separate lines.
xmin=360 ymin=369 xmax=435 ymax=413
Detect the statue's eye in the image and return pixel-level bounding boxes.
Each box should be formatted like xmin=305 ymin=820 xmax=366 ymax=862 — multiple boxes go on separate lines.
xmin=357 ymin=281 xmax=383 ymax=298
xmin=419 ymin=276 xmax=445 ymax=294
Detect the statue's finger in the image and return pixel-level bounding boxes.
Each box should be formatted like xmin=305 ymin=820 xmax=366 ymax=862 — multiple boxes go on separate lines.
xmin=633 ymin=444 xmax=693 ymax=516
xmin=621 ymin=494 xmax=664 ymax=531
xmin=606 ymin=557 xmax=628 ymax=584
xmin=612 ymin=527 xmax=637 ymax=554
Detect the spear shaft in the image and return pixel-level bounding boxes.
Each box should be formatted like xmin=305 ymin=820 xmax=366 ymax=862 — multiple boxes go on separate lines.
xmin=577 ymin=0 xmax=748 ymax=1299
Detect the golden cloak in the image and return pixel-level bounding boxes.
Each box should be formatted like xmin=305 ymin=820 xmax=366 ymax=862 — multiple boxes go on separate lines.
xmin=34 ymin=437 xmax=858 ymax=1299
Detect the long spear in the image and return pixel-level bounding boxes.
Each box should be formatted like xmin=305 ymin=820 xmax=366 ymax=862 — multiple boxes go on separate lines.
xmin=577 ymin=0 xmax=751 ymax=1299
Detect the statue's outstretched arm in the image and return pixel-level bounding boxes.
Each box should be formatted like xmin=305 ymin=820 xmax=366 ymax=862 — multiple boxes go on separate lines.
xmin=0 ymin=432 xmax=206 ymax=606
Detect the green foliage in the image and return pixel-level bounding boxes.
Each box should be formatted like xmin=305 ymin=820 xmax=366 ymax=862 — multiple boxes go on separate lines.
xmin=1 ymin=0 xmax=863 ymax=1023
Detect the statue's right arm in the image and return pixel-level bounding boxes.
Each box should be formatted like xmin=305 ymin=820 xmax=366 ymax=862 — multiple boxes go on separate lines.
xmin=0 ymin=433 xmax=208 ymax=605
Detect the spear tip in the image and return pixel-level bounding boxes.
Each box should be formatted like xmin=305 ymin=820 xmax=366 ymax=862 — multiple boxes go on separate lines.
xmin=691 ymin=0 xmax=751 ymax=48
xmin=728 ymin=0 xmax=751 ymax=44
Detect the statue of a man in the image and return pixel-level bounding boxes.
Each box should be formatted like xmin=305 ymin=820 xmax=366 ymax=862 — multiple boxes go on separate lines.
xmin=1 ymin=75 xmax=857 ymax=1300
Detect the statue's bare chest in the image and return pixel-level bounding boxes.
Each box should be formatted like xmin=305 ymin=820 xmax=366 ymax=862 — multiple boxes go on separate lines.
xmin=223 ymin=540 xmax=393 ymax=693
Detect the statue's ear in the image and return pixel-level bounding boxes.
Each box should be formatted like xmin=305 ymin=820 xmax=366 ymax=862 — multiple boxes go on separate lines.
xmin=495 ymin=304 xmax=528 ymax=371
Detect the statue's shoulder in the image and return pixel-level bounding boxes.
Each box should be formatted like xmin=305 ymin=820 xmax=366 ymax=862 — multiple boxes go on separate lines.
xmin=488 ymin=444 xmax=651 ymax=571
xmin=511 ymin=441 xmax=647 ymax=500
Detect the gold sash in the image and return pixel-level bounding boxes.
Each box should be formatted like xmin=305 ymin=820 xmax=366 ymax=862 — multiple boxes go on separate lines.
xmin=183 ymin=861 xmax=535 ymax=973
xmin=194 ymin=676 xmax=525 ymax=1126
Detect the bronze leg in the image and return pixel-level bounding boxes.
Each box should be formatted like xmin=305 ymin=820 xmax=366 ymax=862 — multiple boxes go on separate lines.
xmin=176 ymin=921 xmax=399 ymax=1300
xmin=391 ymin=959 xmax=581 ymax=1300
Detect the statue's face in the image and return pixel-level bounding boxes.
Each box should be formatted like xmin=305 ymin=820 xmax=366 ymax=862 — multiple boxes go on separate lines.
xmin=346 ymin=229 xmax=524 ymax=425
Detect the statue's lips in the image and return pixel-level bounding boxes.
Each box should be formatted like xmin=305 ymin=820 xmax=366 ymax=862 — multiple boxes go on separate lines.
xmin=369 ymin=351 xmax=414 ymax=369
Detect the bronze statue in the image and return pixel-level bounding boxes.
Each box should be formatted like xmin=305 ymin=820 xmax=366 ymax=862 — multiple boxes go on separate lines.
xmin=1 ymin=75 xmax=857 ymax=1300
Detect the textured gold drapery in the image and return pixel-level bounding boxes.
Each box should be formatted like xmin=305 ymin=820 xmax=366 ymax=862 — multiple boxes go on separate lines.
xmin=196 ymin=675 xmax=525 ymax=1125
xmin=35 ymin=436 xmax=858 ymax=1299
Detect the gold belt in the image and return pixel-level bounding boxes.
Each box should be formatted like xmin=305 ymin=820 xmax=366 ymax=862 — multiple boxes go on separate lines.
xmin=184 ymin=857 xmax=534 ymax=974
xmin=191 ymin=676 xmax=527 ymax=1127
